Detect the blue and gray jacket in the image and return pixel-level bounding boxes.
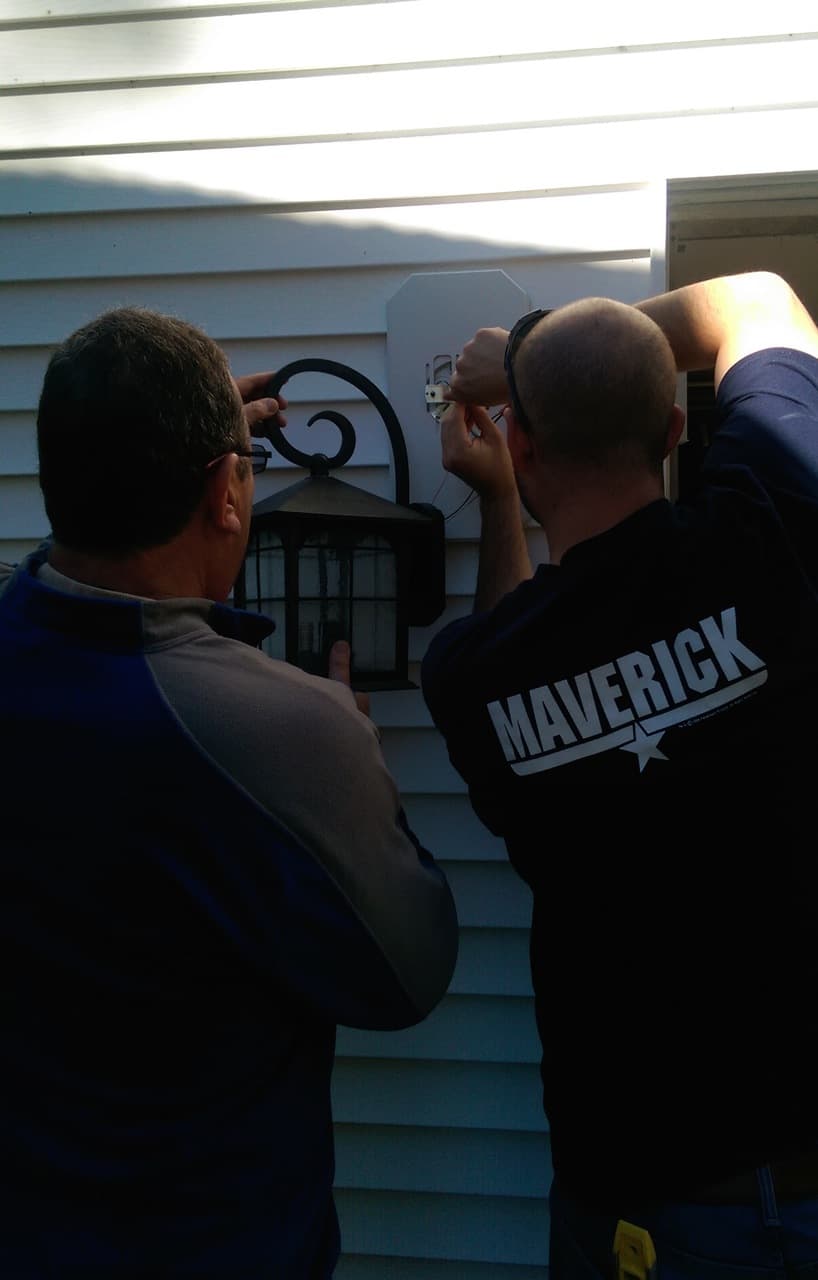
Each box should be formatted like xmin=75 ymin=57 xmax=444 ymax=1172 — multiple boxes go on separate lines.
xmin=0 ymin=545 xmax=458 ymax=1278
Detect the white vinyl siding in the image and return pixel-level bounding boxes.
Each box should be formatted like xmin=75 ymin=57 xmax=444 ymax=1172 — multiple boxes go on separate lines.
xmin=3 ymin=3 xmax=818 ymax=1273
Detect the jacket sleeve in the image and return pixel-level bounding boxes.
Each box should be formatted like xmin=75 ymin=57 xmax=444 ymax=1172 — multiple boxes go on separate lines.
xmin=150 ymin=635 xmax=459 ymax=1030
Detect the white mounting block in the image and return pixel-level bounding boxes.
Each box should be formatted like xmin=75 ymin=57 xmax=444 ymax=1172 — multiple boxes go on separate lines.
xmin=386 ymin=269 xmax=530 ymax=508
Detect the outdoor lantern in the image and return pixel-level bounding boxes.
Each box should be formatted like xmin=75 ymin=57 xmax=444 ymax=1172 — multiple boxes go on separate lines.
xmin=234 ymin=359 xmax=446 ymax=691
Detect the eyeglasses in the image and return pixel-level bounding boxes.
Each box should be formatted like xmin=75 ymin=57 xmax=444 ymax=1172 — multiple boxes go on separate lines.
xmin=206 ymin=443 xmax=271 ymax=475
xmin=503 ymin=308 xmax=551 ymax=432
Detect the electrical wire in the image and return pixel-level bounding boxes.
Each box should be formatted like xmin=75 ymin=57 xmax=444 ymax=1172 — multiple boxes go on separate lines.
xmin=445 ymin=489 xmax=479 ymax=521
xmin=443 ymin=407 xmax=506 ymax=519
xmin=431 ymin=406 xmax=507 ymax=519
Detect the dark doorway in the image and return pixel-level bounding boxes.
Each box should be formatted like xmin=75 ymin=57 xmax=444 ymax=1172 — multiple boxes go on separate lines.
xmin=667 ymin=173 xmax=818 ymax=500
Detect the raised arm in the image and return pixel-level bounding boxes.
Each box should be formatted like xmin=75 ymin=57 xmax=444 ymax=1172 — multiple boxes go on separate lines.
xmin=439 ymin=402 xmax=532 ymax=612
xmin=636 ymin=271 xmax=818 ymax=389
xmin=448 ymin=274 xmax=818 ymax=406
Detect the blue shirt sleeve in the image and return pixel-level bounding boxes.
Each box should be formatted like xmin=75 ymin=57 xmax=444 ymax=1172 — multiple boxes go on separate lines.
xmin=705 ymin=348 xmax=818 ymax=501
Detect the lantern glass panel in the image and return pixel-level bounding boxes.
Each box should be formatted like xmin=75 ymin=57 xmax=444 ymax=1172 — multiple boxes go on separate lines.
xmin=350 ymin=601 xmax=397 ymax=671
xmin=298 ymin=533 xmax=397 ymax=674
xmin=353 ymin=537 xmax=397 ymax=597
xmin=296 ymin=598 xmax=349 ymax=675
xmin=247 ymin=529 xmax=286 ymax=661
xmin=299 ymin=539 xmax=352 ymax=599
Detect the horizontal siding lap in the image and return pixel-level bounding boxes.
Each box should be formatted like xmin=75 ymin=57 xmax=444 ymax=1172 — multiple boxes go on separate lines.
xmin=0 ymin=0 xmax=362 ymax=18
xmin=336 ymin=1258 xmax=547 ymax=1280
xmin=441 ymin=540 xmax=495 ymax=598
xmin=435 ymin=529 xmax=547 ymax=598
xmin=0 ymin=191 xmax=659 ymax=282
xmin=0 ymin=413 xmax=37 ymax=475
xmin=0 ymin=271 xmax=401 ymax=345
xmin=6 ymin=42 xmax=818 ymax=153
xmin=223 ymin=336 xmax=387 ymax=393
xmin=378 ymin=725 xmax=465 ymax=793
xmin=410 ymin=508 xmax=545 ymax=553
xmin=0 ymin=477 xmax=46 ymax=540
xmin=450 ymin=928 xmax=533 ymax=997
xmin=0 ymin=106 xmax=815 ymax=213
xmin=401 ymin=795 xmax=506 ymax=861
xmin=336 ymin=994 xmax=540 ymax=1064
xmin=0 ymin=340 xmax=387 ymax=409
xmin=367 ymin=688 xmax=432 ymax=730
xmin=3 ymin=5 xmax=817 ymax=83
xmin=0 ymin=347 xmax=53 ymax=411
xmin=334 ymin=1187 xmax=549 ymax=1266
xmin=0 ymin=117 xmax=793 ymax=215
xmin=427 ymin=497 xmax=482 ymax=541
xmin=334 ymin=1123 xmax=551 ymax=1197
xmin=512 ymin=257 xmax=656 ymax=311
xmin=331 ymin=1058 xmax=546 ymax=1132
xmin=439 ymin=862 xmax=533 ymax=931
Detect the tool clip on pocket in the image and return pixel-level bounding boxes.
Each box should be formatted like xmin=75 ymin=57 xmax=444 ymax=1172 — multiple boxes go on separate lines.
xmin=613 ymin=1220 xmax=657 ymax=1280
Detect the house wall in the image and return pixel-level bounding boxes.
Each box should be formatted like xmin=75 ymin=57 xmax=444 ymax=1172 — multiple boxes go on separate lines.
xmin=2 ymin=3 xmax=818 ymax=1273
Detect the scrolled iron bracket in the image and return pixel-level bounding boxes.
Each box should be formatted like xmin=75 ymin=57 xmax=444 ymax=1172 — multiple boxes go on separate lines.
xmin=264 ymin=358 xmax=410 ymax=506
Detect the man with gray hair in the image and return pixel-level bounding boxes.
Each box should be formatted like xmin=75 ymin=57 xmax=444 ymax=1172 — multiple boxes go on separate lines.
xmin=422 ymin=273 xmax=818 ymax=1277
xmin=1 ymin=306 xmax=458 ymax=1278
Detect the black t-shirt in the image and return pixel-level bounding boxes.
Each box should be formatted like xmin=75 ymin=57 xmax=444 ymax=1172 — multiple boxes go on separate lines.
xmin=422 ymin=349 xmax=818 ymax=1207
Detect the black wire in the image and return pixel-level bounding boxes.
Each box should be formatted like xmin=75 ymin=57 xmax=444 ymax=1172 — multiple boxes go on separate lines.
xmin=445 ymin=489 xmax=479 ymax=521
xmin=439 ymin=406 xmax=506 ymax=519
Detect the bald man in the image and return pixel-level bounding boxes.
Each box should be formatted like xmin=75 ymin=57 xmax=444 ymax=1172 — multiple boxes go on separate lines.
xmin=422 ymin=273 xmax=818 ymax=1278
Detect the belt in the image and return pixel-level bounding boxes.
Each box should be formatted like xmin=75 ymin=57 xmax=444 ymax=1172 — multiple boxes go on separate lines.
xmin=694 ymin=1151 xmax=818 ymax=1204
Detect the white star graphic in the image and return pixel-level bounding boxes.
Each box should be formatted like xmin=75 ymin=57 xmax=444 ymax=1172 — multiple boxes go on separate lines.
xmin=620 ymin=723 xmax=668 ymax=773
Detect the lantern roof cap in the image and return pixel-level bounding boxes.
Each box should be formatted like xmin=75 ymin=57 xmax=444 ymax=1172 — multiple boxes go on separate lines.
xmin=251 ymin=472 xmax=434 ymax=526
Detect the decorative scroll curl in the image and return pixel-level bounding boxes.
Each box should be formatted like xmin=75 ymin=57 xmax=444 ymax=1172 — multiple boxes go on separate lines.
xmin=264 ymin=358 xmax=410 ymax=506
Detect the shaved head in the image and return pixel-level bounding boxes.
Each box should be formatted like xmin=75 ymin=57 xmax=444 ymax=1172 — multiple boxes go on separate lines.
xmin=512 ymin=298 xmax=677 ymax=474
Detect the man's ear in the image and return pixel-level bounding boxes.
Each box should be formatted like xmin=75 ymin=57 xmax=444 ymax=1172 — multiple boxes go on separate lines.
xmin=664 ymin=404 xmax=686 ymax=458
xmin=204 ymin=454 xmax=243 ymax=536
xmin=505 ymin=406 xmax=538 ymax=474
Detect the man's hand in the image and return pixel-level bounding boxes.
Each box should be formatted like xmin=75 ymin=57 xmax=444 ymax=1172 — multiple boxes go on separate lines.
xmin=328 ymin=639 xmax=371 ymax=718
xmin=440 ymin=403 xmax=532 ymax=612
xmin=447 ymin=327 xmax=510 ymax=407
xmin=440 ymin=402 xmax=517 ymax=502
xmin=234 ymin=372 xmax=288 ymax=433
